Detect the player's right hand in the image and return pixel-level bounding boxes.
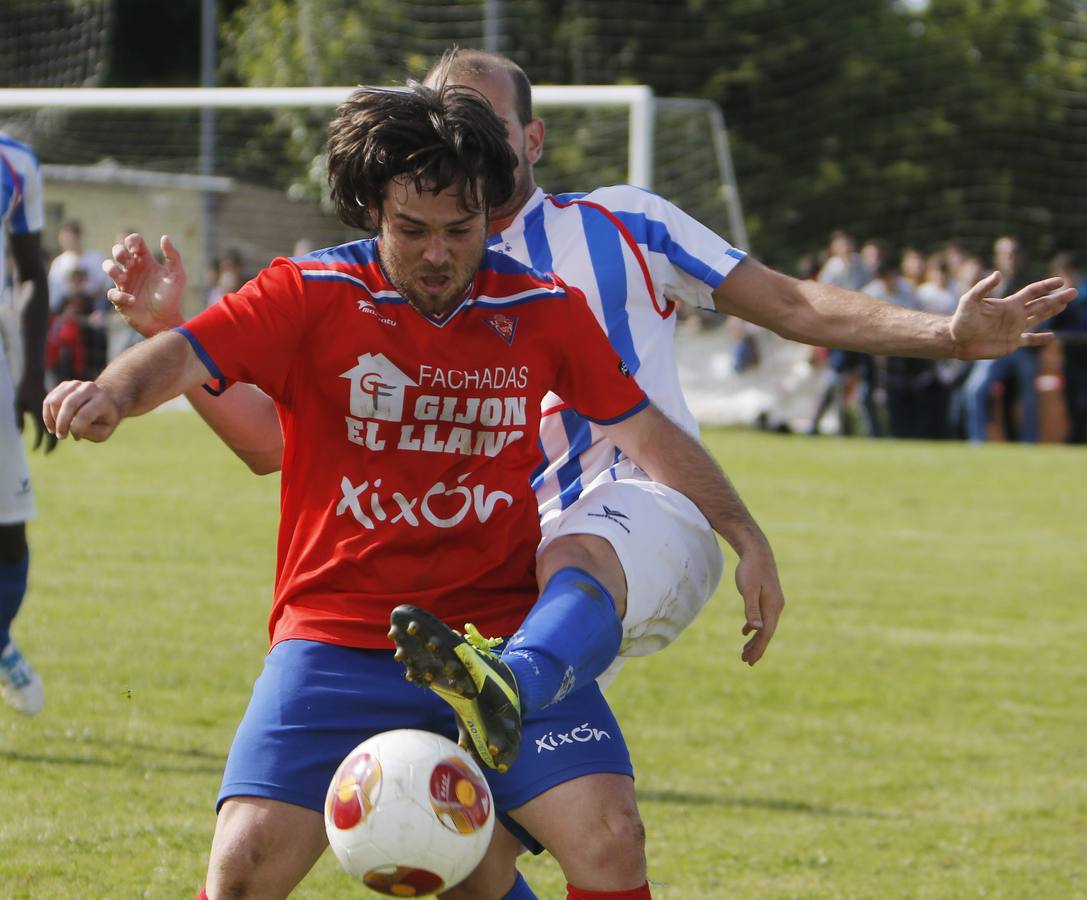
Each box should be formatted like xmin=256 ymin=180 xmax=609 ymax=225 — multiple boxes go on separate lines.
xmin=102 ymin=233 xmax=187 ymax=339
xmin=42 ymin=380 xmax=121 ymax=443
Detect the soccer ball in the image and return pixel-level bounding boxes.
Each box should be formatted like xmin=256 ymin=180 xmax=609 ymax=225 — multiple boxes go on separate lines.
xmin=324 ymin=728 xmax=495 ymax=896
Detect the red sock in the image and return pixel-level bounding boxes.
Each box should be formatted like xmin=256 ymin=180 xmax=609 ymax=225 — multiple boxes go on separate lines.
xmin=566 ymin=884 xmax=651 ymax=900
xmin=194 ymin=890 xmax=209 ymax=900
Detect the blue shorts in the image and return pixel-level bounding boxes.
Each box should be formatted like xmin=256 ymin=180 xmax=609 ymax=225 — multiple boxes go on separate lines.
xmin=219 ymin=639 xmax=632 ymax=852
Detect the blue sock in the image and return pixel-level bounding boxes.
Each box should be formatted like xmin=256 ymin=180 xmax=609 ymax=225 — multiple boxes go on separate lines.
xmin=501 ymin=567 xmax=623 ymax=714
xmin=502 ymin=871 xmax=538 ymax=899
xmin=0 ymin=550 xmax=30 ymax=649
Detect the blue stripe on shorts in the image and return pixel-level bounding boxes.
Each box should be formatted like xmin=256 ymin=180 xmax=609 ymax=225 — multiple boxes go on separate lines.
xmin=218 ymin=639 xmax=632 ymax=855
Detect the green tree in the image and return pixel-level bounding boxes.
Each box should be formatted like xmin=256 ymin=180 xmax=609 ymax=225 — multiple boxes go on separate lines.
xmin=219 ymin=0 xmax=1087 ymax=261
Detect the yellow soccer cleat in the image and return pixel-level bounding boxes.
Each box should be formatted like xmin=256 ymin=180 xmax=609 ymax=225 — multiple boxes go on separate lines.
xmin=389 ymin=605 xmax=521 ymax=773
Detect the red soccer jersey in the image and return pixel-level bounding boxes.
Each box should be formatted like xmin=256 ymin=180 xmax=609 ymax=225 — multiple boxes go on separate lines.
xmin=181 ymin=239 xmax=648 ymax=648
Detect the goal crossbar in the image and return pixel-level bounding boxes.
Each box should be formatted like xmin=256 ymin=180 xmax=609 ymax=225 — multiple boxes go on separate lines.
xmin=0 ymin=84 xmax=656 ymax=188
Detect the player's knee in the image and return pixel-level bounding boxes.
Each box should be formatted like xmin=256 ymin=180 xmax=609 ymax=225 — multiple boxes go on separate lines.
xmin=0 ymin=523 xmax=27 ymax=565
xmin=556 ymin=804 xmax=646 ymax=884
xmin=537 ymin=534 xmax=626 ymax=607
xmin=206 ymin=837 xmax=269 ymax=899
xmin=205 ymin=818 xmax=289 ymax=899
xmin=594 ymin=804 xmax=646 ymax=868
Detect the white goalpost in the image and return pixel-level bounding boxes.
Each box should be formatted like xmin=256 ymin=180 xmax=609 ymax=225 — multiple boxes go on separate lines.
xmin=0 ymin=85 xmax=658 ymax=187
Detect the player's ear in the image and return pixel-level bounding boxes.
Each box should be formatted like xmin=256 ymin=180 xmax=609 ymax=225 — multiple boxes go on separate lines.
xmin=524 ymin=117 xmax=545 ymax=165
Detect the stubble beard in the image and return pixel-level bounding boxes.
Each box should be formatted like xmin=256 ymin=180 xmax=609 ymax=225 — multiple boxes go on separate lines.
xmin=379 ymin=236 xmax=487 ymax=318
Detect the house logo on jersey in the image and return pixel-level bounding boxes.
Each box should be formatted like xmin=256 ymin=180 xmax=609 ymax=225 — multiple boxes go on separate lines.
xmin=340 ymin=353 xmax=418 ymax=421
xmin=483 ymin=313 xmax=518 ymax=345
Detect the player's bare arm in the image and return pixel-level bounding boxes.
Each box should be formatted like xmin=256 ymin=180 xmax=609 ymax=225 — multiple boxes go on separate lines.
xmin=713 ymin=255 xmax=1076 ymax=359
xmin=104 ymin=232 xmax=284 ymax=474
xmin=9 ymin=230 xmax=54 ymax=452
xmin=598 ymin=403 xmax=784 ymax=665
xmin=43 ymin=331 xmax=212 ymax=443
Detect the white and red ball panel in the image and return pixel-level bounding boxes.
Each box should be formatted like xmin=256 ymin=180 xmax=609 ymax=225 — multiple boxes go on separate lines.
xmin=325 ymin=729 xmax=496 ymax=897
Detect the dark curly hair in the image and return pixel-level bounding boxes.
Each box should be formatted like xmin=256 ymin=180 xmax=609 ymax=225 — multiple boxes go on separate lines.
xmin=327 ymin=81 xmax=517 ymax=231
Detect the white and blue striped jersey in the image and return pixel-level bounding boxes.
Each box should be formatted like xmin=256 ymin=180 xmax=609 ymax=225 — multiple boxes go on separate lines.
xmin=1 ymin=134 xmax=44 ymax=274
xmin=0 ymin=135 xmax=45 ymax=375
xmin=488 ymin=185 xmax=747 ymax=514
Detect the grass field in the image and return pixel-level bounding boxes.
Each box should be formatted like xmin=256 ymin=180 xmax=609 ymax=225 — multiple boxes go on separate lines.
xmin=2 ymin=411 xmax=1085 ymax=898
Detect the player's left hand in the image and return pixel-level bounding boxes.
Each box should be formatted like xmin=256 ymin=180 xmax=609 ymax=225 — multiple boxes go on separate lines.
xmin=950 ymin=272 xmax=1076 ymax=359
xmin=734 ymin=537 xmax=785 ymax=666
xmin=15 ymin=372 xmax=57 ymax=453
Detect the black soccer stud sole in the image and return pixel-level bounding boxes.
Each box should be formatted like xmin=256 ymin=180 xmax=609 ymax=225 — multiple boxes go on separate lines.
xmin=388 ymin=605 xmax=521 ymax=771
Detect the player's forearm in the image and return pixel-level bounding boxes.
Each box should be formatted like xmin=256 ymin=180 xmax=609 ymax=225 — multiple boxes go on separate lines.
xmin=787 ymin=279 xmax=956 ymax=358
xmin=645 ymin=427 xmax=766 ymax=557
xmin=714 ymin=257 xmax=957 ymax=358
xmin=95 ymin=331 xmax=211 ymax=419
xmin=186 ymin=382 xmax=284 ymax=475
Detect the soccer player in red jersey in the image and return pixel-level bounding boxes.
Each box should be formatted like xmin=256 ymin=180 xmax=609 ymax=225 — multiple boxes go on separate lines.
xmin=45 ymin=83 xmax=779 ymax=900
xmin=95 ymin=49 xmax=1075 ymax=899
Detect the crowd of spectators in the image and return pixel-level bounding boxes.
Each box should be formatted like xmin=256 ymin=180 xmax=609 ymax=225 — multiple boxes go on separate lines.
xmin=793 ymin=231 xmax=1085 ymax=444
xmin=29 ymin=221 xmax=1087 ymax=446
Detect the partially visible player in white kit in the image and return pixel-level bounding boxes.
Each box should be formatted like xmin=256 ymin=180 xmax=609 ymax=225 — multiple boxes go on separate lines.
xmin=0 ymin=133 xmax=53 ymax=715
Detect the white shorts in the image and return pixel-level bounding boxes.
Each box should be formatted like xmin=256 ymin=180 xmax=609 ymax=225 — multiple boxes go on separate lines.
xmin=0 ymin=343 xmax=35 ymax=525
xmin=538 ymin=472 xmax=724 ymax=683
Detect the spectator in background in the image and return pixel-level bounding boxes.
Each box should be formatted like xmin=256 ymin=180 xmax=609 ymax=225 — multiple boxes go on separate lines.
xmin=47 ymin=220 xmax=108 ymax=313
xmin=1050 ymin=252 xmax=1087 ymax=444
xmin=45 ymin=293 xmax=86 ymax=382
xmin=206 ymin=247 xmax=246 ymax=307
xmin=291 ymin=237 xmax=316 ymax=258
xmin=963 ymin=236 xmax=1040 ymax=442
xmin=818 ymin=230 xmax=871 ymax=291
xmin=917 ymin=254 xmax=958 ymax=315
xmin=943 ymin=240 xmax=968 ymax=286
xmin=860 ymin=239 xmax=885 ymax=281
xmin=900 ymin=246 xmax=926 ymax=288
xmin=48 ymin=266 xmax=109 ymax=381
xmin=917 ymin=253 xmax=972 ymax=438
xmin=862 ymin=255 xmax=946 ymax=439
xmin=949 ymin=251 xmax=985 ymax=300
xmin=808 ymin=233 xmax=881 ymax=436
xmin=53 ymin=266 xmax=93 ymax=319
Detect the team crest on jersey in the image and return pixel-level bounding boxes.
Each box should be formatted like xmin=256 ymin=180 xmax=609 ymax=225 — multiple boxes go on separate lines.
xmin=484 ymin=313 xmax=518 ymax=345
xmin=340 ymin=353 xmax=418 ymax=421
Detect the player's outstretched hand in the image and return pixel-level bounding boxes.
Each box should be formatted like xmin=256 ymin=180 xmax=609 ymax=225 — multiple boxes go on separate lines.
xmin=42 ymin=380 xmax=121 ymax=443
xmin=15 ymin=372 xmax=57 ymax=454
xmin=102 ymin=233 xmax=187 ymax=339
xmin=950 ymin=271 xmax=1076 ymax=359
xmin=734 ymin=536 xmax=785 ymax=666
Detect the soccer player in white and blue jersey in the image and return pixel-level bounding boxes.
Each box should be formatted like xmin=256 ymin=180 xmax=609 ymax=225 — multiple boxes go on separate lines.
xmin=0 ymin=133 xmax=51 ymax=716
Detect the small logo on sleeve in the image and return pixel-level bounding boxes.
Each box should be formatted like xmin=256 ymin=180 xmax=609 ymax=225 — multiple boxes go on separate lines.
xmin=484 ymin=313 xmax=518 ymax=345
xmin=617 ymin=360 xmax=630 ymax=377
